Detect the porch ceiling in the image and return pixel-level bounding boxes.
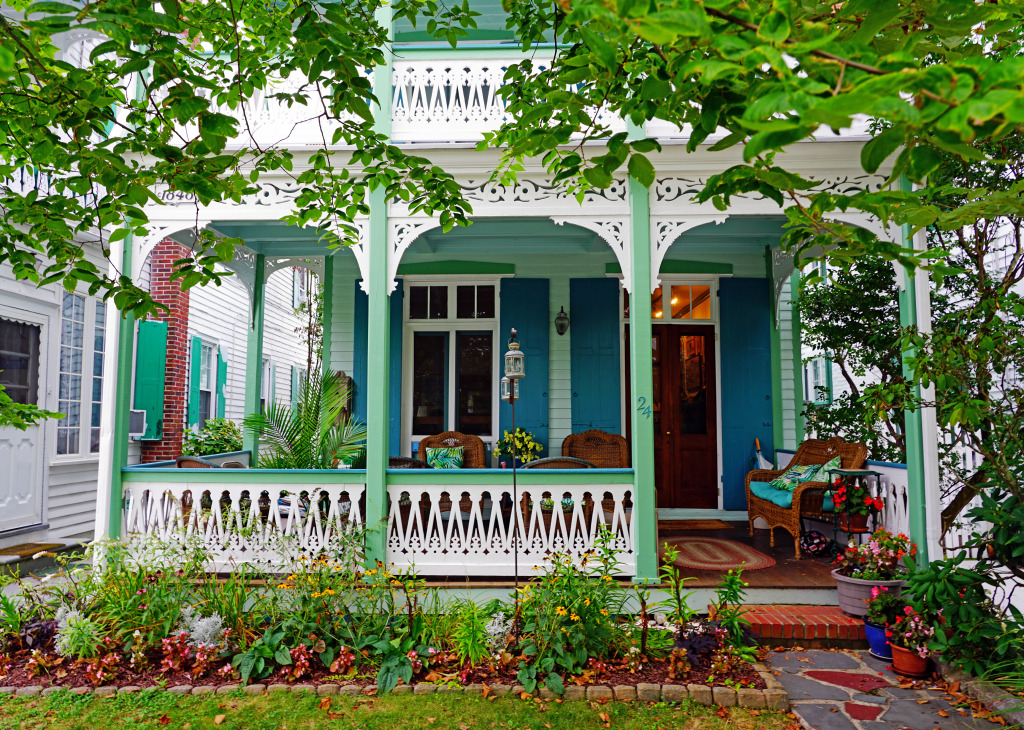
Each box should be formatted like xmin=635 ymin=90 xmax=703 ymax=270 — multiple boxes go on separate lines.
xmin=667 ymin=215 xmax=789 ymax=256
xmin=411 ymin=217 xmax=607 ymax=255
xmin=208 ymin=220 xmax=336 ymax=256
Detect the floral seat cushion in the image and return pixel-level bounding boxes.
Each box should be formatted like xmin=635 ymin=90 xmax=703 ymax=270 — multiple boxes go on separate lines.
xmin=767 ymin=464 xmax=822 ymax=491
xmin=426 ymin=446 xmax=464 ymax=469
xmin=750 ymin=481 xmax=834 ymax=512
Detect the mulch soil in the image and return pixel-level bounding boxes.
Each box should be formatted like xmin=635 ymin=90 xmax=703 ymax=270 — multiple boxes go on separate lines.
xmin=0 ymin=648 xmax=766 ymax=692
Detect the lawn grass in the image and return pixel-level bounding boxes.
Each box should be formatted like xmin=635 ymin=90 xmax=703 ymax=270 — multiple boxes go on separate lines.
xmin=0 ymin=689 xmax=793 ymax=729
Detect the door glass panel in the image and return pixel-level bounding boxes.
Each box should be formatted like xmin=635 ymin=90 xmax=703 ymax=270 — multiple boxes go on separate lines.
xmin=651 ymin=287 xmax=664 ymax=320
xmin=0 ymin=318 xmax=40 ymax=405
xmin=678 ymin=335 xmax=707 ymax=434
xmin=409 ymin=286 xmax=428 ymax=319
xmin=691 ymin=285 xmax=712 ymax=319
xmin=651 ymin=334 xmax=661 ymax=431
xmin=455 ymin=332 xmax=492 ymax=436
xmin=412 ymin=333 xmax=447 ymax=435
xmin=670 ymin=285 xmax=691 ymax=319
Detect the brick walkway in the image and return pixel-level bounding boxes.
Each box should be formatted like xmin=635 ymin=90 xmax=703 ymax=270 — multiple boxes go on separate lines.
xmin=768 ymin=650 xmax=993 ymax=729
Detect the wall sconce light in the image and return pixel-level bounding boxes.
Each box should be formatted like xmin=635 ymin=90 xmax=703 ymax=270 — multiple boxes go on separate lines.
xmin=554 ymin=306 xmax=570 ymax=336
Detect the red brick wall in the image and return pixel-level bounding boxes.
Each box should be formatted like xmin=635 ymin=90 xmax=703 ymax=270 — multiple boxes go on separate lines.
xmin=141 ymin=240 xmax=191 ymax=463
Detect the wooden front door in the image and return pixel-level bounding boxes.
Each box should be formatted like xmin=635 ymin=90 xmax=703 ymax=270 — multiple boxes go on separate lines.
xmin=652 ymin=324 xmax=718 ymax=509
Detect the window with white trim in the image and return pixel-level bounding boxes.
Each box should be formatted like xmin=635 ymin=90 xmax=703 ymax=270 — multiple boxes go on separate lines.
xmin=292 ymin=267 xmax=308 ymax=308
xmin=198 ymin=342 xmax=216 ymax=427
xmin=0 ymin=318 xmax=40 ymax=408
xmin=405 ymin=282 xmax=498 ymax=451
xmin=261 ymin=358 xmax=273 ymax=412
xmin=804 ymin=356 xmax=832 ymax=405
xmin=57 ymin=291 xmax=105 ymax=457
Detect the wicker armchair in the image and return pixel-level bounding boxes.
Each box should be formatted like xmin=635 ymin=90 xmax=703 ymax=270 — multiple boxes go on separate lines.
xmin=521 ymin=456 xmax=596 ymax=469
xmin=562 ymin=430 xmax=630 ymax=468
xmin=175 ymin=456 xmax=221 ymax=468
xmin=745 ymin=436 xmax=868 ymax=559
xmin=416 ymin=431 xmax=487 ymax=468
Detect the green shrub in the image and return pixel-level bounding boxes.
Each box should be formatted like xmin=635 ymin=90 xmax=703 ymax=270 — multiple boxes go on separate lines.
xmin=181 ymin=418 xmax=243 ymax=457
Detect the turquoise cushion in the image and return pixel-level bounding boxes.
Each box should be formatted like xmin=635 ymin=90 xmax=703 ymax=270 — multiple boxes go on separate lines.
xmin=750 ymin=481 xmax=793 ymax=508
xmin=751 ymin=481 xmax=836 ymax=512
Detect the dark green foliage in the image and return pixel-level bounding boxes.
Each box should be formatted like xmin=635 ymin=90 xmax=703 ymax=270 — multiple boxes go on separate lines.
xmin=181 ymin=418 xmax=243 ymax=457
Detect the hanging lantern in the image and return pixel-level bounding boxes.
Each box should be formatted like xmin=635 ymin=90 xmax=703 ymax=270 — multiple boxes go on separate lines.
xmin=554 ymin=306 xmax=570 ymax=336
xmin=503 ymin=328 xmax=525 ymax=380
xmin=500 ymin=376 xmax=519 ymax=402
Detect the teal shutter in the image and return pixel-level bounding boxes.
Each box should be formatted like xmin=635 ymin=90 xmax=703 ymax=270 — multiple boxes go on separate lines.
xmin=216 ymin=347 xmax=227 ymax=418
xmin=133 ymin=320 xmax=167 ymax=440
xmin=389 ymin=281 xmax=404 ymax=455
xmin=291 ymin=365 xmax=299 ymax=407
xmin=499 ymin=279 xmax=549 ymax=456
xmin=187 ymin=336 xmax=202 ymax=427
xmin=353 ymin=280 xmax=367 ymax=425
xmin=569 ymin=278 xmax=621 ymax=434
xmin=719 ymin=278 xmax=773 ymax=510
xmin=353 ymin=280 xmax=403 ymax=454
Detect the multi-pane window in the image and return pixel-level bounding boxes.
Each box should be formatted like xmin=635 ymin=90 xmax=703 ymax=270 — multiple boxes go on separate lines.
xmin=406 ymin=282 xmax=497 ymax=450
xmin=804 ymin=356 xmax=832 ymax=404
xmin=89 ymin=302 xmax=106 ymax=452
xmin=292 ymin=268 xmax=308 ymax=308
xmin=623 ymin=284 xmax=714 ymax=321
xmin=57 ymin=292 xmax=86 ymax=455
xmin=198 ymin=342 xmax=215 ymax=427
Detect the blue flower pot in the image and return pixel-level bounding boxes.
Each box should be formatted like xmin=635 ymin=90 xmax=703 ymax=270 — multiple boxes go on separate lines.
xmin=864 ymin=621 xmax=892 ymax=662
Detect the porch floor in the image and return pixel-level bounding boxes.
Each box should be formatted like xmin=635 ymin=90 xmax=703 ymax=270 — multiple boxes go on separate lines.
xmin=656 ymin=521 xmax=835 ymax=589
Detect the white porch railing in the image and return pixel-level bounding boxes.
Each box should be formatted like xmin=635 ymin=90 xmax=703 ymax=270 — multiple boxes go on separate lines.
xmin=386 ymin=481 xmax=635 ymax=576
xmin=122 ymin=478 xmax=366 ymax=571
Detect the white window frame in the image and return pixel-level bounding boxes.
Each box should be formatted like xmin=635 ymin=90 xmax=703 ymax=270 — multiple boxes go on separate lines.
xmin=53 ymin=291 xmax=106 ymax=462
xmin=804 ymin=356 xmax=833 ymax=405
xmin=261 ymin=358 xmax=273 ymax=411
xmin=292 ymin=267 xmax=308 ymax=309
xmin=197 ymin=340 xmax=217 ymax=426
xmin=400 ymin=276 xmax=503 ymax=457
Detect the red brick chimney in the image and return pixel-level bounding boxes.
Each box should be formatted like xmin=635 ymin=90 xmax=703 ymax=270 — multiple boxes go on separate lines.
xmin=141 ymin=239 xmax=191 ymax=463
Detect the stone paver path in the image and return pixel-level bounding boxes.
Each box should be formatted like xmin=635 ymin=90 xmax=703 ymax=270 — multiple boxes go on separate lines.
xmin=768 ymin=650 xmax=994 ymax=730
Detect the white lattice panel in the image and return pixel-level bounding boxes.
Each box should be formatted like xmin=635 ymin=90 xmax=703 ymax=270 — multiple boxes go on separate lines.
xmin=122 ymin=481 xmax=365 ymax=571
xmin=386 ymin=484 xmax=635 ymax=576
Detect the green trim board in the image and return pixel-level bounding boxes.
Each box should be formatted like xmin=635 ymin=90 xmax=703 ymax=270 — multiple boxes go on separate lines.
xmin=397 ymin=261 xmax=515 ymax=276
xmin=386 ymin=469 xmax=634 ymax=486
xmin=122 ymin=468 xmax=368 ymax=485
xmin=242 ymin=254 xmax=267 ymax=455
xmin=108 ymin=235 xmax=137 ymax=540
xmin=606 ymin=261 xmax=733 ymax=275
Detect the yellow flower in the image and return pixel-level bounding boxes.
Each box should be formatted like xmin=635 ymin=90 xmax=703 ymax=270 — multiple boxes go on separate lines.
xmin=555 ymin=606 xmax=567 ymax=617
xmin=584 ymin=598 xmax=591 ymax=607
xmin=366 ymin=569 xmax=378 ymax=575
xmin=570 ymin=613 xmax=579 ymax=622
xmin=287 ymin=574 xmax=297 ymax=581
xmin=324 ymin=589 xmax=335 ymax=596
xmin=600 ymin=609 xmax=609 ymax=616
xmin=602 ymin=575 xmax=613 ymax=582
xmin=277 ymin=583 xmax=291 ymax=589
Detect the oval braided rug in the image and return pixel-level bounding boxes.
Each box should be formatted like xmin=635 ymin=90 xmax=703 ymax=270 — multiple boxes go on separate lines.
xmin=661 ymin=536 xmax=776 ymax=571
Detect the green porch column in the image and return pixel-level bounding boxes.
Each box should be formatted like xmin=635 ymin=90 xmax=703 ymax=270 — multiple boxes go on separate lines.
xmin=362 ymin=4 xmax=394 ymax=566
xmin=898 ymin=176 xmax=939 ymax=563
xmin=106 ymin=236 xmax=136 ymax=539
xmin=321 ymin=254 xmax=334 ymax=378
xmin=242 ymin=254 xmax=267 ymax=456
xmin=627 ymin=176 xmax=658 ymax=582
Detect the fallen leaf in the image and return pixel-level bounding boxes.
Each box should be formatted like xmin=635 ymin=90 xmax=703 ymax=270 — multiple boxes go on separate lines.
xmin=327 ymin=712 xmax=345 ymax=720
xmin=715 ymin=706 xmax=729 ymax=718
xmin=938 ymin=710 xmax=949 ymax=717
xmin=213 ymin=716 xmax=226 ymax=726
xmin=520 ymin=692 xmax=531 ymax=700
xmin=158 ymin=716 xmax=171 ymax=727
xmin=918 ymin=699 xmax=930 ymax=704
xmin=319 ymin=697 xmax=332 ymax=710
xmin=828 ymin=707 xmax=838 ymax=712
xmin=949 ymin=681 xmax=961 ymax=693
xmin=362 ymin=687 xmax=377 ymax=697
xmin=481 ymin=683 xmax=491 ymax=698
xmin=544 ymin=724 xmax=551 ymax=729
xmin=598 ymin=711 xmax=611 ymax=728
xmin=427 ymin=718 xmax=437 ymax=725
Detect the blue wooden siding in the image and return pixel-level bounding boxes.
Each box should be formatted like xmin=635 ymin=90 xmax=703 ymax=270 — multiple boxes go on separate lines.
xmin=499 ymin=278 xmax=549 ymax=457
xmin=569 ymin=278 xmax=621 ymax=435
xmin=353 ymin=281 xmax=404 ymax=454
xmin=719 ymin=278 xmax=774 ymax=510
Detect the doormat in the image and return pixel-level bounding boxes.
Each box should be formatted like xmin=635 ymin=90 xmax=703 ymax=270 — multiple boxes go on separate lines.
xmin=0 ymin=543 xmax=62 ymax=558
xmin=661 ymin=536 xmax=776 ymax=571
xmin=657 ymin=519 xmax=732 ymax=531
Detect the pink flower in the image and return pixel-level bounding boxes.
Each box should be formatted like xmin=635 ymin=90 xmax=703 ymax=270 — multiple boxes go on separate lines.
xmin=904 ymin=606 xmax=913 ymax=615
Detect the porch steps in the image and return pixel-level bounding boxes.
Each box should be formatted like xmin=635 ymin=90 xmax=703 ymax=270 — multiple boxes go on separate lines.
xmin=743 ymin=605 xmax=867 ymax=650
xmin=0 ymin=540 xmax=82 ymax=578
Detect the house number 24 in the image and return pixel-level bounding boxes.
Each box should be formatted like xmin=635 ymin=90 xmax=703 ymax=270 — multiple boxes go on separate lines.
xmin=636 ymin=396 xmax=652 ymax=419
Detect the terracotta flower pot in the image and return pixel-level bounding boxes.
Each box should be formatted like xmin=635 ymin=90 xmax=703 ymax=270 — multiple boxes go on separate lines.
xmin=838 ymin=513 xmax=870 ymax=532
xmin=831 ymin=569 xmax=905 ymax=618
xmin=891 ymin=644 xmax=931 ymax=678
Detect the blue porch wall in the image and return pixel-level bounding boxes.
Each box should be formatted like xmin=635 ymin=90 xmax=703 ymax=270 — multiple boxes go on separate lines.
xmin=353 ymin=280 xmax=404 ymax=456
xmin=719 ymin=277 xmax=774 ymax=510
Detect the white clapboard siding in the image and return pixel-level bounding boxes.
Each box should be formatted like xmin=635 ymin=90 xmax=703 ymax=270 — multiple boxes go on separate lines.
xmin=330 ymin=253 xmax=360 ymax=376
xmin=779 ymin=278 xmax=799 ymax=450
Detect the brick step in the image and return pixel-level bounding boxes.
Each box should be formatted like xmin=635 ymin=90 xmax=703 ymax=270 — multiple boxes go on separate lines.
xmin=743 ymin=605 xmax=867 ymax=650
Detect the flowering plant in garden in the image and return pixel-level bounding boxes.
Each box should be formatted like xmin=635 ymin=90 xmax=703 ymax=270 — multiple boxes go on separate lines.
xmin=493 ymin=428 xmax=543 ymax=463
xmin=834 ymin=528 xmax=916 ymax=580
xmin=831 ymin=477 xmax=884 ymax=516
xmin=887 ymin=606 xmax=937 ymax=658
xmin=864 ymin=586 xmax=904 ymax=627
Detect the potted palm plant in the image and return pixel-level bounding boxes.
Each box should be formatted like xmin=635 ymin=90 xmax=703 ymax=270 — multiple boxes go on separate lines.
xmin=243 ymin=370 xmax=366 ymax=470
xmin=831 ymin=528 xmax=914 ymax=617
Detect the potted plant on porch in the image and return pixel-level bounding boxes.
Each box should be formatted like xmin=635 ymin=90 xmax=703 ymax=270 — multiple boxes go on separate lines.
xmin=831 ymin=528 xmax=915 ymax=618
xmin=887 ymin=606 xmax=937 ymax=678
xmin=831 ymin=476 xmax=884 ymax=532
xmin=494 ymin=428 xmax=543 ymax=468
xmin=863 ymin=586 xmax=903 ymax=662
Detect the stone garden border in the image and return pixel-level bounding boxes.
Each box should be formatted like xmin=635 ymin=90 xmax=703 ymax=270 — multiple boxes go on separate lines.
xmin=938 ymin=660 xmax=1024 ymax=728
xmin=0 ymin=664 xmax=788 ymax=710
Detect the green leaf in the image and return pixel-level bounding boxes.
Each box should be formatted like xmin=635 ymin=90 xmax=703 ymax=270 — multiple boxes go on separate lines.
xmin=627 ymin=154 xmax=656 ymax=187
xmin=274 ymin=646 xmax=292 ymax=666
xmin=758 ymin=11 xmax=791 ymax=43
xmin=544 ymin=673 xmax=565 ymax=695
xmin=744 ymin=124 xmax=816 ymax=161
xmin=583 ymin=166 xmax=614 ymax=188
xmin=581 ymin=27 xmax=615 ymax=70
xmin=861 ymin=127 xmax=905 ymax=174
